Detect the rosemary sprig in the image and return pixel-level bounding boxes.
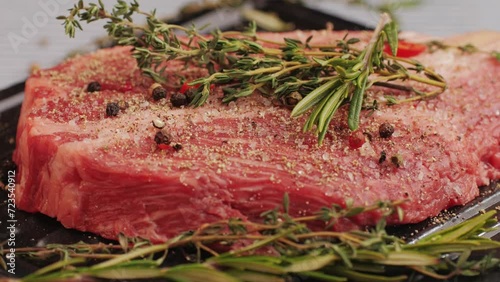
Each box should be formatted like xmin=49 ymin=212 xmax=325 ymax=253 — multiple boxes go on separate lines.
xmin=58 ymin=0 xmax=447 ymax=144
xmin=4 ymin=198 xmax=499 ymax=281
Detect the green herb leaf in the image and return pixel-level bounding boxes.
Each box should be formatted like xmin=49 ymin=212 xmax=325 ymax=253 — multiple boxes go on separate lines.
xmin=90 ymin=266 xmax=164 ymax=279
xmin=383 ymin=20 xmax=398 ymax=56
xmin=285 ymin=255 xmax=337 ymax=272
xmin=348 ymin=74 xmax=368 ymax=130
xmin=378 ymin=251 xmax=439 ymax=266
xmin=283 ymin=193 xmax=290 ymax=214
xmin=302 ymin=271 xmax=347 ymax=282
xmin=492 ymin=51 xmax=500 ymax=62
xmin=166 ymin=264 xmax=239 ymax=282
xmin=291 ymin=78 xmax=340 ymax=117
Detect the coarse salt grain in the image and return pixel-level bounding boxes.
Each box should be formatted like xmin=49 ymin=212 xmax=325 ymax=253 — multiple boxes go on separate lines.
xmin=418 ymin=171 xmax=424 ymax=180
xmin=347 ymin=172 xmax=354 ymax=181
xmin=322 ymin=153 xmax=330 ymax=161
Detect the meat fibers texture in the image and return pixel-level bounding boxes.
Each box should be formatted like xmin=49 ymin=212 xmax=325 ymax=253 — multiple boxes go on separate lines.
xmin=13 ymin=30 xmax=500 ymax=242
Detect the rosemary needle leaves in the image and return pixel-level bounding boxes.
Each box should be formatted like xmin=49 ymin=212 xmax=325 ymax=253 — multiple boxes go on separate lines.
xmin=6 ymin=199 xmax=500 ymax=281
xmin=59 ymin=0 xmax=447 ymax=144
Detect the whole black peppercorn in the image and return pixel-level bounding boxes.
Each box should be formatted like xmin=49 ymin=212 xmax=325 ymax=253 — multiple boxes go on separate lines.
xmin=172 ymin=143 xmax=183 ymax=151
xmin=390 ymin=154 xmax=403 ymax=168
xmin=171 ymin=93 xmax=188 ymax=107
xmin=285 ymin=92 xmax=302 ymax=106
xmin=154 ymin=131 xmax=172 ymax=145
xmin=152 ymin=87 xmax=166 ymax=101
xmin=379 ymin=123 xmax=395 ymax=138
xmin=185 ymin=89 xmax=196 ymax=103
xmin=105 ymin=102 xmax=120 ymax=117
xmin=87 ymin=81 xmax=101 ymax=93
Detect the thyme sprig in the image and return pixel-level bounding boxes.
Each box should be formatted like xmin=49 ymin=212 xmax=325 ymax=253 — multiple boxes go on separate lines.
xmin=426 ymin=40 xmax=500 ymax=62
xmin=59 ymin=0 xmax=447 ymax=144
xmin=3 ymin=198 xmax=499 ymax=281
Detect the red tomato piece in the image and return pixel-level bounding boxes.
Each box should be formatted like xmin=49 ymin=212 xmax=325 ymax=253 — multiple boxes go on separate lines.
xmin=120 ymin=81 xmax=133 ymax=92
xmin=157 ymin=144 xmax=171 ymax=150
xmin=348 ymin=131 xmax=366 ymax=149
xmin=489 ymin=152 xmax=500 ymax=169
xmin=384 ymin=41 xmax=426 ymax=58
xmin=179 ymin=82 xmax=191 ymax=94
xmin=179 ymin=81 xmax=215 ymax=94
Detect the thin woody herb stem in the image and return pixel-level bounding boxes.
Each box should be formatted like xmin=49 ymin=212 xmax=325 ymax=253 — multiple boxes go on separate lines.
xmin=7 ymin=201 xmax=499 ymax=281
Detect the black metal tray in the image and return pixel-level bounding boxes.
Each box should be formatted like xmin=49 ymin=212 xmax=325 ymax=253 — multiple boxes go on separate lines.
xmin=1 ymin=1 xmax=499 ymax=280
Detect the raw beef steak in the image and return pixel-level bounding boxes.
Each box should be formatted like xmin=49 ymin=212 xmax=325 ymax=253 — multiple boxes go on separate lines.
xmin=13 ymin=30 xmax=500 ymax=242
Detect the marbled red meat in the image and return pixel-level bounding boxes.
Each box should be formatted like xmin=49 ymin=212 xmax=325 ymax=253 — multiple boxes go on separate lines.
xmin=13 ymin=30 xmax=500 ymax=242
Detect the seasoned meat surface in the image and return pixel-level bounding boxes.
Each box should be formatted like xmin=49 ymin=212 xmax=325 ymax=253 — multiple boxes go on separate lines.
xmin=14 ymin=30 xmax=500 ymax=242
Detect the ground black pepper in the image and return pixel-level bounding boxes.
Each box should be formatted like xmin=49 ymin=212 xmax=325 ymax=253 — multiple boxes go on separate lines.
xmin=87 ymin=81 xmax=101 ymax=92
xmin=378 ymin=150 xmax=387 ymax=163
xmin=171 ymin=93 xmax=188 ymax=107
xmin=117 ymin=100 xmax=129 ymax=110
xmin=105 ymin=102 xmax=120 ymax=117
xmin=379 ymin=123 xmax=395 ymax=138
xmin=363 ymin=132 xmax=373 ymax=142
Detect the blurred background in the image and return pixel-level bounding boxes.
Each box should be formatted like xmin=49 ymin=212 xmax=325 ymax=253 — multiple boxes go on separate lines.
xmin=1 ymin=0 xmax=499 ymax=90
